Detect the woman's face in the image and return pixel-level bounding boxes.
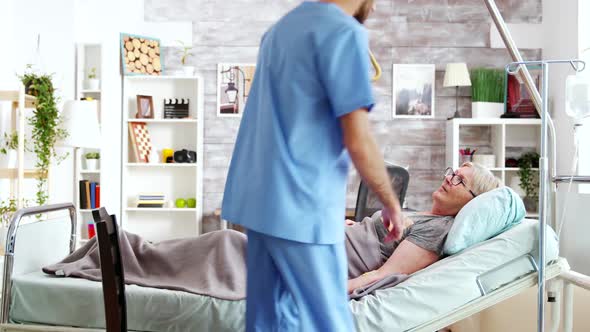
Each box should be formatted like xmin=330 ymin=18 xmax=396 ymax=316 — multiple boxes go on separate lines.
xmin=431 ymin=166 xmax=476 ymax=216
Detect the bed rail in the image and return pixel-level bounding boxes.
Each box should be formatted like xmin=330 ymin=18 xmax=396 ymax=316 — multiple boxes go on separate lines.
xmin=1 ymin=203 xmax=77 ymax=323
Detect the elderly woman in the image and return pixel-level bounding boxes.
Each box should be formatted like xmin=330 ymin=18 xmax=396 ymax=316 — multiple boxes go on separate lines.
xmin=45 ymin=163 xmax=500 ymax=301
xmin=345 ymin=162 xmax=500 ymax=293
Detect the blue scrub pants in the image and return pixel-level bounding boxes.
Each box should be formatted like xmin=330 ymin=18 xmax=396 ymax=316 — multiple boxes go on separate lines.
xmin=245 ymin=230 xmax=354 ymax=332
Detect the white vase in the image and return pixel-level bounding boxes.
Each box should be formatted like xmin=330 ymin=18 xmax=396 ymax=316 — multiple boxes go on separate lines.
xmin=85 ymin=79 xmax=100 ymax=90
xmin=471 ymin=102 xmax=504 ymax=118
xmin=0 ymin=150 xmax=17 ymax=168
xmin=85 ymin=159 xmax=98 ymax=170
xmin=182 ymin=66 xmax=195 ymax=76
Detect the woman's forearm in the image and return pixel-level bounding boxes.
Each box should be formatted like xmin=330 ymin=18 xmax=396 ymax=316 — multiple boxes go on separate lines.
xmin=347 ymin=270 xmax=384 ymax=293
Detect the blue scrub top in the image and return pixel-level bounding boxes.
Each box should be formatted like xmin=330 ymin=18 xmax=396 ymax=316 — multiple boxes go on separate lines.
xmin=221 ymin=1 xmax=375 ymax=244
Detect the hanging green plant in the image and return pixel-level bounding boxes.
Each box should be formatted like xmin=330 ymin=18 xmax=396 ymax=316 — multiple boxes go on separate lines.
xmin=19 ymin=70 xmax=68 ymax=205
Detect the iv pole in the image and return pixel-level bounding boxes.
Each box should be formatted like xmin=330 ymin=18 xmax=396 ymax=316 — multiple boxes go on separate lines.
xmin=483 ymin=1 xmax=587 ymax=331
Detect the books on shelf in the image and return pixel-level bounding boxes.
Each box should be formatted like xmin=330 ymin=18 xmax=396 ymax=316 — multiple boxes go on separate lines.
xmin=79 ymin=180 xmax=100 ymax=209
xmin=137 ymin=193 xmax=165 ymax=208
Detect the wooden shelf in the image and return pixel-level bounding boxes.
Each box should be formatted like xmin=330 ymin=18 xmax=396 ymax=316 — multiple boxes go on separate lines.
xmin=80 ymin=170 xmax=100 ymax=174
xmin=126 ymin=163 xmax=197 ymax=167
xmin=449 ymin=118 xmax=541 ymax=126
xmin=0 ymin=168 xmax=47 ymax=179
xmin=0 ymin=91 xmax=37 ymax=108
xmin=127 ymin=119 xmax=197 ymax=124
xmin=125 ymin=75 xmax=199 ymax=80
xmin=126 ymin=208 xmax=197 ymax=212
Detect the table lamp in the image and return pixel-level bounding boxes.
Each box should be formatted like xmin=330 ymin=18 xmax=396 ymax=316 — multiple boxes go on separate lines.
xmin=444 ymin=63 xmax=472 ymax=119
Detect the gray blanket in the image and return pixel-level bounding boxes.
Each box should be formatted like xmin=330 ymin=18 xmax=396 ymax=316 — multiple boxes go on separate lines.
xmin=43 ymin=230 xmax=248 ymax=300
xmin=344 ymin=220 xmax=409 ymax=299
xmin=43 ymin=226 xmax=407 ymax=301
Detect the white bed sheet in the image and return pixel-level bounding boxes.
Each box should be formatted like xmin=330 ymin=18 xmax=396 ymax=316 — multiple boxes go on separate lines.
xmin=350 ymin=219 xmax=559 ymax=331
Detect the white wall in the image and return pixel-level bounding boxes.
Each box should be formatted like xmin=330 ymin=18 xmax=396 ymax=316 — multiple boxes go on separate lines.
xmin=0 ymin=0 xmax=76 ymax=206
xmin=1 ymin=0 xmax=190 ymax=216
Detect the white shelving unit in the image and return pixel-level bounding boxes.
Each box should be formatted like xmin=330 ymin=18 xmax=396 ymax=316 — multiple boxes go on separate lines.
xmin=121 ymin=75 xmax=204 ymax=242
xmin=74 ymin=43 xmax=103 ymax=246
xmin=446 ymin=118 xmax=541 ymax=217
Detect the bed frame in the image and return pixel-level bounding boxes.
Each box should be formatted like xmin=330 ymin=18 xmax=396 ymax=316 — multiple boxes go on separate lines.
xmin=0 ymin=204 xmax=582 ymax=332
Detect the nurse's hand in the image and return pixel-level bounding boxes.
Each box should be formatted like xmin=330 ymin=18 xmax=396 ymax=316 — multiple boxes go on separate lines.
xmin=382 ymin=203 xmax=403 ymax=243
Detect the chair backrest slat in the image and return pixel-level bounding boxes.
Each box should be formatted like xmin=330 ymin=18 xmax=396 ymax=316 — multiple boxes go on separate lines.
xmin=92 ymin=207 xmax=127 ymax=332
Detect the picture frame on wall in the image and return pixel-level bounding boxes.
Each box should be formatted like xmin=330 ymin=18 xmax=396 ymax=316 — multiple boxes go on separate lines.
xmin=392 ymin=64 xmax=435 ymax=119
xmin=120 ymin=33 xmax=162 ymax=76
xmin=136 ymin=95 xmax=154 ymax=119
xmin=217 ymin=63 xmax=256 ymax=117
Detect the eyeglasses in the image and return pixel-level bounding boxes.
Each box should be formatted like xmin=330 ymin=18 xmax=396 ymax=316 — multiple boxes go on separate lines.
xmin=444 ymin=167 xmax=477 ymax=198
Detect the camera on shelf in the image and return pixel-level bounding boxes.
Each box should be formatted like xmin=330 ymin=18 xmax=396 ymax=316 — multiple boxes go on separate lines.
xmin=173 ymin=149 xmax=197 ymax=163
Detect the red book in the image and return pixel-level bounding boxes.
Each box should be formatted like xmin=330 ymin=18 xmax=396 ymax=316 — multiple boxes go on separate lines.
xmin=96 ymin=184 xmax=101 ymax=208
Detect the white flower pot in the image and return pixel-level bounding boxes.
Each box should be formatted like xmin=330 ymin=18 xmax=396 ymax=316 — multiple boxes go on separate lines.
xmin=471 ymin=102 xmax=504 ymax=118
xmin=85 ymin=79 xmax=100 ymax=90
xmin=182 ymin=66 xmax=195 ymax=76
xmin=0 ymin=150 xmax=17 ymax=168
xmin=85 ymin=159 xmax=99 ymax=170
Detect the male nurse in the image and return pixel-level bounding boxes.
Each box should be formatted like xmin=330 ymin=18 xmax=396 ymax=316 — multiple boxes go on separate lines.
xmin=222 ymin=0 xmax=403 ymax=330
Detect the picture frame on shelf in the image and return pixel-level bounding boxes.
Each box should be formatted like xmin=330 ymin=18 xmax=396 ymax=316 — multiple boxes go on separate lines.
xmin=136 ymin=95 xmax=154 ymax=119
xmin=217 ymin=63 xmax=256 ymax=117
xmin=120 ymin=33 xmax=162 ymax=76
xmin=503 ymin=64 xmax=542 ymax=118
xmin=392 ymin=64 xmax=435 ymax=119
xmin=128 ymin=122 xmax=152 ymax=163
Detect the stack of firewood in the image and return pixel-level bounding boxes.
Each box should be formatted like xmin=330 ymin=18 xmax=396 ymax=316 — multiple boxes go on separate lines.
xmin=123 ymin=36 xmax=161 ymax=75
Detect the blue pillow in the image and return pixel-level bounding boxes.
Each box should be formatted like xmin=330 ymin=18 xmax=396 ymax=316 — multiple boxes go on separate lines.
xmin=443 ymin=186 xmax=526 ymax=255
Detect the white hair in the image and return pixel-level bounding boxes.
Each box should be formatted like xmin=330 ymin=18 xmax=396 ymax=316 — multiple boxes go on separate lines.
xmin=461 ymin=162 xmax=501 ymax=196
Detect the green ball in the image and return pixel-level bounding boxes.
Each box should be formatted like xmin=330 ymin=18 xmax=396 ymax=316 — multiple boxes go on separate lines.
xmin=175 ymin=198 xmax=187 ymax=208
xmin=187 ymin=198 xmax=196 ymax=208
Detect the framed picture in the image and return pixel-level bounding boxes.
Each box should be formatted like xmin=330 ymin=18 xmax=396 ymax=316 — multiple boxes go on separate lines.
xmin=128 ymin=122 xmax=152 ymax=163
xmin=120 ymin=33 xmax=162 ymax=76
xmin=136 ymin=95 xmax=154 ymax=119
xmin=392 ymin=64 xmax=435 ymax=119
xmin=217 ymin=63 xmax=256 ymax=117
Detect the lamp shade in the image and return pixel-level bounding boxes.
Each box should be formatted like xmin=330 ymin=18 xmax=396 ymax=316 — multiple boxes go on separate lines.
xmin=443 ymin=63 xmax=472 ymax=87
xmin=58 ymin=100 xmax=101 ymax=148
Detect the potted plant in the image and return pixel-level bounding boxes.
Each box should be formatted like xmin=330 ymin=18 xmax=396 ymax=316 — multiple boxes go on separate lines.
xmin=177 ymin=40 xmax=194 ymax=76
xmin=0 ymin=197 xmax=18 ymax=249
xmin=85 ymin=152 xmax=100 ymax=170
xmin=20 ymin=69 xmax=68 ymax=205
xmin=0 ymin=131 xmax=19 ymax=168
xmin=470 ymin=68 xmax=505 ymax=118
xmin=85 ymin=67 xmax=100 ymax=90
xmin=517 ymin=152 xmax=540 ymax=212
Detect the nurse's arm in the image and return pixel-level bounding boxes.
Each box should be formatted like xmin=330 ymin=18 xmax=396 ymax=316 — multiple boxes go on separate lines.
xmin=340 ymin=109 xmax=400 ymax=212
xmin=347 ymin=240 xmax=438 ymax=293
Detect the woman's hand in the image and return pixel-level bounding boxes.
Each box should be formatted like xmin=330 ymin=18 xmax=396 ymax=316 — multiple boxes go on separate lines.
xmin=382 ymin=203 xmax=403 ymax=243
xmin=345 ymin=219 xmax=355 ymax=226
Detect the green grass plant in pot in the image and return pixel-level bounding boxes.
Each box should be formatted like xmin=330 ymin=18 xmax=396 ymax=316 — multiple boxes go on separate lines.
xmin=470 ymin=68 xmax=505 ymax=118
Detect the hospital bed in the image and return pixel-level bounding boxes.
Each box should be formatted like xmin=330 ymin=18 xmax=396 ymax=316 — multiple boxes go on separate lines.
xmin=0 ymin=203 xmax=573 ymax=332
